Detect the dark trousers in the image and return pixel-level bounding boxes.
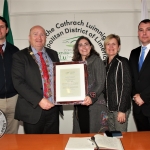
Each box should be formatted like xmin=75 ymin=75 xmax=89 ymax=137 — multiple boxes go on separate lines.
xmin=133 ymin=111 xmax=150 ymax=131
xmin=24 ymin=106 xmax=59 ymax=134
xmin=77 ymin=105 xmax=89 ymax=133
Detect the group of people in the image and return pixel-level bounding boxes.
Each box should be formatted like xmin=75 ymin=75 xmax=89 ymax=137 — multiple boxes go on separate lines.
xmin=1 ymin=15 xmax=150 ymax=134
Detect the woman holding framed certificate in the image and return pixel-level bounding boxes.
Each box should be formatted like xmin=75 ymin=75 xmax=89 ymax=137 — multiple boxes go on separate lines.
xmin=72 ymin=36 xmax=108 ymax=133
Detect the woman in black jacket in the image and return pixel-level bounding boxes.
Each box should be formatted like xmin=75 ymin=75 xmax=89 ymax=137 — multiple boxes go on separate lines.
xmin=104 ymin=34 xmax=132 ymax=131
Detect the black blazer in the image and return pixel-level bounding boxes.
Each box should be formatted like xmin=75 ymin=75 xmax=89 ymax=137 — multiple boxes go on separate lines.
xmin=12 ymin=47 xmax=63 ymax=124
xmin=104 ymin=55 xmax=132 ymax=113
xmin=129 ymin=46 xmax=150 ymax=116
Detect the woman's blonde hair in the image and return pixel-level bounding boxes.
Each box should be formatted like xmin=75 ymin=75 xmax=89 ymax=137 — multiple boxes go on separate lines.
xmin=104 ymin=34 xmax=121 ymax=49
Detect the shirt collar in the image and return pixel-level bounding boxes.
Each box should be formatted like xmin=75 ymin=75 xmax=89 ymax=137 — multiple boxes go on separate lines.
xmin=141 ymin=43 xmax=150 ymax=50
xmin=1 ymin=41 xmax=6 ymax=52
xmin=31 ymin=46 xmax=46 ymax=55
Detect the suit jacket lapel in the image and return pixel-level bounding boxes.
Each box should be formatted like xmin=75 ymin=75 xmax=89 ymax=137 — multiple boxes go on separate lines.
xmin=27 ymin=47 xmax=42 ymax=83
xmin=134 ymin=47 xmax=141 ymax=74
xmin=45 ymin=48 xmax=56 ymax=62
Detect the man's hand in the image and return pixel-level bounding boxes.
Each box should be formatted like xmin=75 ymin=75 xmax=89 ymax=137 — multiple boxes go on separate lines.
xmin=117 ymin=112 xmax=126 ymax=123
xmin=81 ymin=96 xmax=92 ymax=106
xmin=39 ymin=98 xmax=54 ymax=110
xmin=133 ymin=94 xmax=144 ymax=106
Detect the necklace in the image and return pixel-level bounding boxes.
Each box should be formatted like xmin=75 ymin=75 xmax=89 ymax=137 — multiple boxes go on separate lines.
xmin=28 ymin=47 xmax=52 ymax=97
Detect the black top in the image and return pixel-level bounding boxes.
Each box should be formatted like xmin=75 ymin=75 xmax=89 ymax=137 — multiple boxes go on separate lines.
xmin=0 ymin=42 xmax=19 ymax=98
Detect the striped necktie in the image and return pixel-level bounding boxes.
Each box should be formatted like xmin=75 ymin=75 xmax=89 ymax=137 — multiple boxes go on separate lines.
xmin=38 ymin=52 xmax=51 ymax=98
xmin=139 ymin=46 xmax=147 ymax=71
xmin=0 ymin=44 xmax=4 ymax=56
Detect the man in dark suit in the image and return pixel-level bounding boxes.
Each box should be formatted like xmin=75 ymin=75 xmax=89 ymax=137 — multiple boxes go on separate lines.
xmin=12 ymin=25 xmax=63 ymax=134
xmin=129 ymin=19 xmax=150 ymax=131
xmin=0 ymin=16 xmax=19 ymax=133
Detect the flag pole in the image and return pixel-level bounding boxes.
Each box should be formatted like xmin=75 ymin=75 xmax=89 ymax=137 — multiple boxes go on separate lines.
xmin=141 ymin=0 xmax=149 ymax=21
xmin=3 ymin=0 xmax=14 ymax=45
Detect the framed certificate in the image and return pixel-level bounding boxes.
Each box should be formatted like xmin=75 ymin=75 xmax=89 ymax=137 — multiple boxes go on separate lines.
xmin=53 ymin=61 xmax=88 ymax=105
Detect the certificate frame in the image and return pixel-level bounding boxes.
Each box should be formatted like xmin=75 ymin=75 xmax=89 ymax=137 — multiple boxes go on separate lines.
xmin=53 ymin=61 xmax=88 ymax=105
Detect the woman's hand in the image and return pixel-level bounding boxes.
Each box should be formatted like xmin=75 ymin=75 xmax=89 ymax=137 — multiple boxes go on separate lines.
xmin=82 ymin=96 xmax=92 ymax=106
xmin=117 ymin=112 xmax=126 ymax=123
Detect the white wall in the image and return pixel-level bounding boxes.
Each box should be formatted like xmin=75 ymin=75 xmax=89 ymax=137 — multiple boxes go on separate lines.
xmin=0 ymin=0 xmax=150 ymax=134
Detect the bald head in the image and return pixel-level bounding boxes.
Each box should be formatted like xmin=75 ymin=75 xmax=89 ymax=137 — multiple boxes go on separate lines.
xmin=29 ymin=25 xmax=46 ymax=35
xmin=29 ymin=25 xmax=46 ymax=51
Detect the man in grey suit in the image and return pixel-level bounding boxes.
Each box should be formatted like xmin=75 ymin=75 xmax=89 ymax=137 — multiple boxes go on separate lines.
xmin=129 ymin=19 xmax=150 ymax=131
xmin=12 ymin=25 xmax=63 ymax=134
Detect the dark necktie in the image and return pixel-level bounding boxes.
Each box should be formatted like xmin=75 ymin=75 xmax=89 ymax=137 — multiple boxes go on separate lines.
xmin=38 ymin=52 xmax=51 ymax=98
xmin=0 ymin=44 xmax=4 ymax=56
xmin=139 ymin=46 xmax=147 ymax=71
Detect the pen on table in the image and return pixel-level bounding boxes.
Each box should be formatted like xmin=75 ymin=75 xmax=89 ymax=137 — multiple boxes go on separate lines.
xmin=91 ymin=136 xmax=100 ymax=150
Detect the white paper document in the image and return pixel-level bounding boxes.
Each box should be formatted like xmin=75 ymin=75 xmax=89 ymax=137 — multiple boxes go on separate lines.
xmin=65 ymin=137 xmax=94 ymax=150
xmin=94 ymin=134 xmax=124 ymax=149
xmin=65 ymin=134 xmax=124 ymax=150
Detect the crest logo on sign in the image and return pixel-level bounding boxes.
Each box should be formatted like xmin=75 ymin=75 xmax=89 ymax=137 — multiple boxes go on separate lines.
xmin=46 ymin=20 xmax=107 ymax=61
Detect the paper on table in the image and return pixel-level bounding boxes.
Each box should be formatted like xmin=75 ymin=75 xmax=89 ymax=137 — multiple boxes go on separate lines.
xmin=94 ymin=134 xmax=124 ymax=150
xmin=65 ymin=137 xmax=94 ymax=150
xmin=65 ymin=134 xmax=124 ymax=150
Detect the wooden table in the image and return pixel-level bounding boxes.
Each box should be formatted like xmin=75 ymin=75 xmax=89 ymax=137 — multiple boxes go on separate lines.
xmin=0 ymin=131 xmax=150 ymax=150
